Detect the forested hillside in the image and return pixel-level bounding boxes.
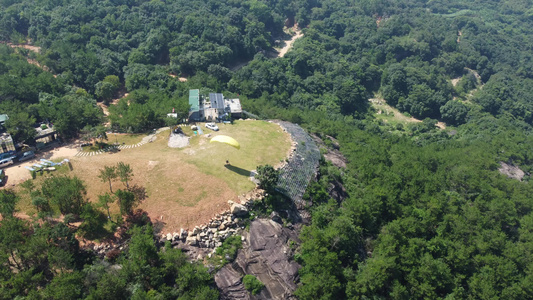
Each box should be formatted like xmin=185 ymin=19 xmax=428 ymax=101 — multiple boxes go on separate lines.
xmin=2 ymin=0 xmax=533 ymax=298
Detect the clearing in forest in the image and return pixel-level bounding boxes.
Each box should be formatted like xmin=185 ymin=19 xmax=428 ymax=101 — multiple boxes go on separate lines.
xmin=370 ymin=97 xmax=446 ymax=130
xmin=275 ymin=26 xmax=303 ymax=58
xmin=370 ymin=97 xmax=423 ymax=125
xmin=15 ymin=120 xmax=291 ymax=231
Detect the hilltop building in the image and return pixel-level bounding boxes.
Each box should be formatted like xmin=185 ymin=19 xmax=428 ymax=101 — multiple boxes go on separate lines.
xmin=188 ymin=90 xmax=242 ymax=122
xmin=0 ymin=133 xmax=15 ymax=154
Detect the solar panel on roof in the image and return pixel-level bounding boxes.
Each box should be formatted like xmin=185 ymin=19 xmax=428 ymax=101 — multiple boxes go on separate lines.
xmin=210 ymin=93 xmax=225 ymax=110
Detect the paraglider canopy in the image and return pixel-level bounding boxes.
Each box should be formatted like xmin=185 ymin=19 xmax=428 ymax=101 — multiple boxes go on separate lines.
xmin=210 ymin=135 xmax=240 ymax=149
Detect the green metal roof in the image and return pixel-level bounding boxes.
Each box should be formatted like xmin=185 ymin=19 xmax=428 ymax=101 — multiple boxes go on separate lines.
xmin=0 ymin=114 xmax=8 ymax=123
xmin=189 ymin=89 xmax=200 ymax=112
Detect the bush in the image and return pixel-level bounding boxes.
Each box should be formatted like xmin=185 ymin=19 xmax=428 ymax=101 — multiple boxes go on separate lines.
xmin=255 ymin=164 xmax=280 ymax=192
xmin=210 ymin=235 xmax=242 ymax=269
xmin=243 ymin=275 xmax=264 ymax=295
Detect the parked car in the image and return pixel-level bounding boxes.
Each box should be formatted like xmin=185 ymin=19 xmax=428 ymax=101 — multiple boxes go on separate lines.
xmin=18 ymin=151 xmax=35 ymax=162
xmin=205 ymin=122 xmax=219 ymax=131
xmin=0 ymin=158 xmax=14 ymax=168
xmin=0 ymin=151 xmax=15 ymax=160
xmin=0 ymin=169 xmax=5 ymax=186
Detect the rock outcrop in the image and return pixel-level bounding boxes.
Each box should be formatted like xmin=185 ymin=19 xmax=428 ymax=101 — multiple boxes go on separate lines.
xmin=216 ymin=219 xmax=300 ymax=300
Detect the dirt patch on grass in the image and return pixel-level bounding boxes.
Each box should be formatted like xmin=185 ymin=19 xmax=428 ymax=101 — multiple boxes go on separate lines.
xmin=168 ymin=133 xmax=190 ymax=148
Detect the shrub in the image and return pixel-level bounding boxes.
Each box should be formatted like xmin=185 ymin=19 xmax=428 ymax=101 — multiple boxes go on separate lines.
xmin=243 ymin=275 xmax=264 ymax=295
xmin=255 ymin=164 xmax=280 ymax=192
xmin=210 ymin=235 xmax=243 ymax=269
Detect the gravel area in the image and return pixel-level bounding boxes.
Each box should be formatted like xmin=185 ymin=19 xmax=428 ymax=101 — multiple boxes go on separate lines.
xmin=168 ymin=133 xmax=190 ymax=148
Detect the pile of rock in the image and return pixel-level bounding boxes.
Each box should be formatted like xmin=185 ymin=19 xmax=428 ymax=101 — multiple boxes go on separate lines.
xmin=161 ymin=200 xmax=255 ymax=252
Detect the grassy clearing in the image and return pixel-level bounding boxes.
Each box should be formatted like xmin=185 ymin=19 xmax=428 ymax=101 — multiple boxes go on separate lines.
xmin=184 ymin=121 xmax=289 ymax=193
xmin=15 ymin=120 xmax=290 ymax=231
xmin=370 ymin=97 xmax=422 ymax=127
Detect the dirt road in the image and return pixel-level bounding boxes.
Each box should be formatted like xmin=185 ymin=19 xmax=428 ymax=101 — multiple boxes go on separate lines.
xmin=2 ymin=143 xmax=80 ymax=187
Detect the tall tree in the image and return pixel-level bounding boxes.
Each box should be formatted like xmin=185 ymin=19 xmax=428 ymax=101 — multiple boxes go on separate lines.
xmin=98 ymin=166 xmax=117 ymax=193
xmin=4 ymin=111 xmax=37 ymax=145
xmin=116 ymin=162 xmax=133 ymax=189
xmin=98 ymin=193 xmax=115 ymax=219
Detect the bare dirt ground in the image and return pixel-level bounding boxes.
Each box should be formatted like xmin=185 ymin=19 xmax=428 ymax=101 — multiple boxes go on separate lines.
xmin=5 ymin=43 xmax=56 ymax=76
xmin=168 ymin=133 xmax=190 ymax=148
xmin=276 ymin=26 xmax=303 ymax=58
xmin=169 ymin=73 xmax=188 ymax=82
xmin=451 ymin=77 xmax=461 ymax=87
xmin=7 ymin=43 xmax=41 ymax=53
xmin=499 ymin=161 xmax=525 ymax=181
xmin=229 ymin=25 xmax=304 ymax=71
xmin=2 ymin=142 xmax=81 ymax=187
xmin=97 ymin=92 xmax=129 ymax=127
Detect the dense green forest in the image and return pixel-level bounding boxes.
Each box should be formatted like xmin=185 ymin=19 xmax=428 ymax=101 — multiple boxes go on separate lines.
xmin=2 ymin=0 xmax=533 ymax=298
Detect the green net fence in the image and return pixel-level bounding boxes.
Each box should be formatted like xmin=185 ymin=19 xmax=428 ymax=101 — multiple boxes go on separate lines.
xmin=275 ymin=121 xmax=320 ymax=207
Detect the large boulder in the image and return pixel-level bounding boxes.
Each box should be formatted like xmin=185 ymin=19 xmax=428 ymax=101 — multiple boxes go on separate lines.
xmin=215 ymin=267 xmax=248 ymax=299
xmin=185 ymin=236 xmax=198 ymax=246
xmin=215 ymin=219 xmax=300 ymax=300
xmin=231 ymin=203 xmax=249 ymax=217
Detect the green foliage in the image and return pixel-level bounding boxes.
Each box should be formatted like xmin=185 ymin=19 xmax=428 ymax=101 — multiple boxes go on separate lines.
xmin=78 ymin=203 xmax=108 ymax=240
xmin=108 ymin=89 xmax=189 ymax=133
xmin=115 ymin=189 xmax=137 ymax=216
xmin=4 ymin=111 xmax=36 ymax=144
xmin=95 ymin=75 xmax=121 ymax=103
xmin=243 ymin=275 xmax=264 ymax=295
xmin=255 ymin=164 xmax=280 ymax=192
xmin=440 ymin=100 xmax=469 ymax=125
xmin=41 ymin=271 xmax=83 ymax=300
xmin=98 ymin=166 xmax=117 ymax=193
xmin=97 ymin=192 xmax=115 ymax=219
xmin=0 ymin=189 xmax=18 ymax=218
xmin=210 ymin=235 xmax=242 ymax=268
xmin=4 ymin=0 xmax=533 ymax=298
xmin=41 ymin=176 xmax=87 ymax=216
xmin=32 ymin=195 xmax=52 ymax=219
xmin=116 ymin=162 xmax=133 ymax=189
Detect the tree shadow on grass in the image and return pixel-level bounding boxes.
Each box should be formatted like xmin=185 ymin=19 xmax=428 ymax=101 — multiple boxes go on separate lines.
xmin=225 ymin=164 xmax=252 ymax=177
xmin=129 ymin=184 xmax=147 ymax=203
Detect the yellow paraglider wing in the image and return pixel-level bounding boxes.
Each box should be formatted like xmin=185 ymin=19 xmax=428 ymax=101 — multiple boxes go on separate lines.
xmin=210 ymin=135 xmax=240 ymax=149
